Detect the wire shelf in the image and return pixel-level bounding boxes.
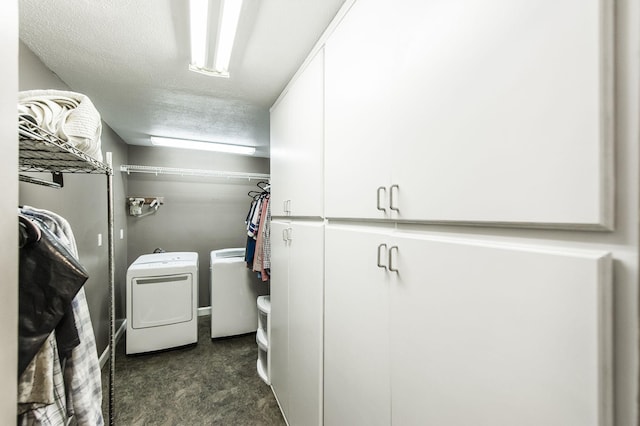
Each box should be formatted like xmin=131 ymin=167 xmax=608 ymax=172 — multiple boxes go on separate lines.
xmin=19 ymin=116 xmax=112 ymax=175
xmin=19 ymin=174 xmax=62 ymax=189
xmin=17 ymin=111 xmax=116 ymax=424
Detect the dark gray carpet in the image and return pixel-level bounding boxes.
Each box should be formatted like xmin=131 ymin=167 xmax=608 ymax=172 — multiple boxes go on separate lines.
xmin=101 ymin=316 xmax=285 ymax=425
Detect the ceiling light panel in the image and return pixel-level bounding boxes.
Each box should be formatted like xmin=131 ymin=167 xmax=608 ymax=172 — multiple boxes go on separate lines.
xmin=188 ymin=0 xmax=243 ymax=78
xmin=189 ymin=0 xmax=209 ymax=69
xmin=150 ymin=136 xmax=256 ymax=155
xmin=214 ymin=0 xmax=243 ymax=75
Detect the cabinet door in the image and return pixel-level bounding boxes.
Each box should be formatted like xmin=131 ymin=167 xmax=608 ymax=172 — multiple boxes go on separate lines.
xmin=389 ymin=233 xmax=612 ymax=426
xmin=270 ymin=51 xmax=325 ymax=218
xmin=288 ymin=222 xmax=325 ymax=426
xmin=324 ymin=0 xmax=392 ymax=220
xmin=324 ymin=0 xmax=611 ymax=228
xmin=386 ymin=0 xmax=609 ymax=228
xmin=269 ymin=91 xmax=291 ymax=217
xmin=324 ymin=225 xmax=392 ymax=426
xmin=269 ymin=221 xmax=290 ymax=415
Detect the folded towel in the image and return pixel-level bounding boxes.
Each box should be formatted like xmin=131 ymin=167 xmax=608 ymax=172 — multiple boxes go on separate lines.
xmin=18 ymin=90 xmax=103 ymax=162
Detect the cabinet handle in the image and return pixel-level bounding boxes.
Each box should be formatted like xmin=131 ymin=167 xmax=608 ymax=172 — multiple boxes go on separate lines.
xmin=283 ymin=200 xmax=288 ymax=214
xmin=388 ymin=245 xmax=399 ymax=272
xmin=287 ymin=227 xmax=293 ymax=242
xmin=282 ymin=228 xmax=288 ymax=242
xmin=287 ymin=200 xmax=292 ymax=215
xmin=377 ymin=243 xmax=388 ymax=270
xmin=376 ymin=186 xmax=387 ymax=212
xmin=390 ymin=185 xmax=399 ymax=212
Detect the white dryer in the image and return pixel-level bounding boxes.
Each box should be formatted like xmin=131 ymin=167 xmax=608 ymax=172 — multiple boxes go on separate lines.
xmin=126 ymin=252 xmax=198 ymax=354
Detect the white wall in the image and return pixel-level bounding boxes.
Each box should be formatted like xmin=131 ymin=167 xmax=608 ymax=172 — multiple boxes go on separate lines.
xmin=0 ymin=0 xmax=18 ymax=422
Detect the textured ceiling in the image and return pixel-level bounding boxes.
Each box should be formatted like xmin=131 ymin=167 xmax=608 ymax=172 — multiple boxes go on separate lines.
xmin=19 ymin=0 xmax=346 ymax=157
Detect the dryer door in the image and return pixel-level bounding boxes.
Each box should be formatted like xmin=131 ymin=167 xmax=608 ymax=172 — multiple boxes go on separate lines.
xmin=131 ymin=273 xmax=193 ymax=329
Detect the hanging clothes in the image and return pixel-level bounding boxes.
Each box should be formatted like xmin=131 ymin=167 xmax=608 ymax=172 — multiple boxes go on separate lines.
xmin=261 ymin=198 xmax=271 ymax=274
xmin=244 ymin=182 xmax=271 ymax=276
xmin=18 ymin=335 xmax=68 ymax=426
xmin=252 ymin=195 xmax=269 ymax=274
xmin=17 ymin=214 xmax=88 ymax=376
xmin=244 ymin=196 xmax=262 ymax=265
xmin=18 ymin=207 xmax=104 ymax=426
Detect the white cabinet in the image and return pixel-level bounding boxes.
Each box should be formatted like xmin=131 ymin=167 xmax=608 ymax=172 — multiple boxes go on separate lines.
xmin=324 ymin=0 xmax=613 ymax=229
xmin=325 ymin=225 xmax=612 ymax=426
xmin=324 ymin=225 xmax=392 ymax=426
xmin=323 ymin=2 xmax=392 ymax=220
xmin=269 ymin=221 xmax=290 ymax=415
xmin=270 ymin=220 xmax=324 ymax=426
xmin=270 ymin=44 xmax=326 ymax=425
xmin=270 ymin=50 xmax=325 ymax=218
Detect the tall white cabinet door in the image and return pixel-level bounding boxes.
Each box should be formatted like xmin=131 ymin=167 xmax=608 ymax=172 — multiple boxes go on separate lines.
xmin=270 ymin=94 xmax=292 ymax=217
xmin=288 ymin=222 xmax=325 ymax=426
xmin=324 ymin=1 xmax=392 ymax=220
xmin=324 ymin=225 xmax=392 ymax=426
xmin=269 ymin=220 xmax=290 ymax=415
xmin=270 ymin=50 xmax=325 ymax=218
xmin=324 ymin=0 xmax=612 ymax=228
xmin=389 ymin=233 xmax=613 ymax=426
xmin=388 ymin=0 xmax=612 ymax=229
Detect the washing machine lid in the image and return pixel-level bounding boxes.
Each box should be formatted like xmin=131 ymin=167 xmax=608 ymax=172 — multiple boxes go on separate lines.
xmin=210 ymin=248 xmax=244 ymax=263
xmin=135 ymin=252 xmax=197 ymax=264
xmin=129 ymin=252 xmax=198 ymax=273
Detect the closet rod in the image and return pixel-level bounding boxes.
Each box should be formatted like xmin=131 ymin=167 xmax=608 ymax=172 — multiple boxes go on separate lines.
xmin=120 ymin=165 xmax=270 ymax=180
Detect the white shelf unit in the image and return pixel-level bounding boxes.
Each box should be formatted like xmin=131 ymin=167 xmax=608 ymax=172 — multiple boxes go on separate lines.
xmin=257 ymin=295 xmax=271 ymax=385
xmin=18 ymin=116 xmax=116 ymax=426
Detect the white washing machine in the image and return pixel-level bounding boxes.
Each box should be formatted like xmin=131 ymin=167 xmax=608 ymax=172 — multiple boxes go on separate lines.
xmin=210 ymin=248 xmax=269 ymax=338
xmin=126 ymin=252 xmax=198 ymax=354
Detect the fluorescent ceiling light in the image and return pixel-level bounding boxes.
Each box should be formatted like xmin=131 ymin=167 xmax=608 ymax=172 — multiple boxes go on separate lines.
xmin=214 ymin=0 xmax=243 ymax=74
xmin=189 ymin=0 xmax=243 ymax=78
xmin=151 ymin=136 xmax=255 ymax=155
xmin=189 ymin=0 xmax=208 ymax=69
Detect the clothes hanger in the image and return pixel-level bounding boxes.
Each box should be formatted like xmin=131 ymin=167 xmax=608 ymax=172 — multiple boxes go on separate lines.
xmin=248 ymin=190 xmax=262 ymax=200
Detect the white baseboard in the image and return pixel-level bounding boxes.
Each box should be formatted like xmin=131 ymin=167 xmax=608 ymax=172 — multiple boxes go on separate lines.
xmin=99 ymin=319 xmax=127 ymax=369
xmin=198 ymin=306 xmax=212 ymax=316
xmin=271 ymin=385 xmax=290 ymax=426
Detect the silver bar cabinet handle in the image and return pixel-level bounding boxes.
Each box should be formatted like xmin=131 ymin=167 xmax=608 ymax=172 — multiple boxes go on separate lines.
xmin=388 ymin=245 xmax=399 ymax=272
xmin=377 ymin=243 xmax=388 ymax=269
xmin=390 ymin=184 xmax=399 ymax=212
xmin=377 ymin=186 xmax=387 ymax=212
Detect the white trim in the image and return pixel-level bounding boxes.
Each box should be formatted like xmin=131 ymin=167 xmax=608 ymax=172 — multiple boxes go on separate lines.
xmin=270 ymin=385 xmax=290 ymax=426
xmin=99 ymin=319 xmax=127 ymax=369
xmin=599 ymin=0 xmax=615 ymax=231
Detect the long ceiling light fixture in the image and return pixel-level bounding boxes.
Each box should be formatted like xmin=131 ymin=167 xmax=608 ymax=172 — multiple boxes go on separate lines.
xmin=189 ymin=0 xmax=243 ymax=78
xmin=151 ymin=136 xmax=256 ymax=155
